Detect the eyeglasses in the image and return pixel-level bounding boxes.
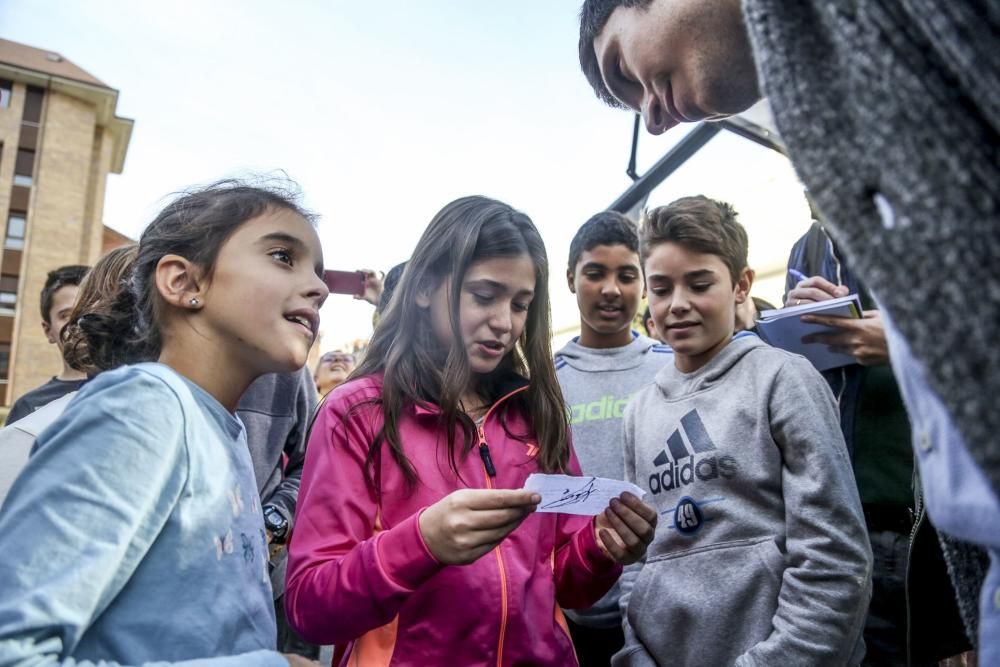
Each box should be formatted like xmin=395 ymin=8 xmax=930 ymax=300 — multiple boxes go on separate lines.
xmin=321 ymin=353 xmax=356 ymax=364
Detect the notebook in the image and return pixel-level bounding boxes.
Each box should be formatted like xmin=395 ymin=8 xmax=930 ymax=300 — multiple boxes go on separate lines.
xmin=756 ymin=294 xmax=863 ymax=371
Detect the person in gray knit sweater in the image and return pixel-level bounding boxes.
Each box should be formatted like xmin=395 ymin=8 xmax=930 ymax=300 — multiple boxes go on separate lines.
xmin=576 ymin=1 xmax=998 ymax=661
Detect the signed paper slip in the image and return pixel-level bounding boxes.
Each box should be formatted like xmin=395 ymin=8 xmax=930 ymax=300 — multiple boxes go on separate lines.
xmin=523 ymin=474 xmax=644 ymax=516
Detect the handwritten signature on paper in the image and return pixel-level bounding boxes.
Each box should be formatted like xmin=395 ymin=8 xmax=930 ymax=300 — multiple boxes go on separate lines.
xmin=540 ymin=477 xmax=598 ymax=510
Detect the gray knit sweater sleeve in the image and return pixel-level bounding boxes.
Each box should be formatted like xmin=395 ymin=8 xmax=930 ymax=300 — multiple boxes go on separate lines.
xmin=740 ymin=0 xmax=1000 ymax=499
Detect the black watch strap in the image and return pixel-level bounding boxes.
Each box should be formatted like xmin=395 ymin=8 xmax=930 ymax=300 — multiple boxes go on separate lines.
xmin=263 ymin=505 xmax=289 ymax=543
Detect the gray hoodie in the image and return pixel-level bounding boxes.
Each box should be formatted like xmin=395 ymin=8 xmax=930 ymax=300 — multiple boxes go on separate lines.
xmin=615 ymin=333 xmax=872 ymax=667
xmin=555 ymin=332 xmax=672 ymax=628
xmin=237 ymin=366 xmax=316 ymax=599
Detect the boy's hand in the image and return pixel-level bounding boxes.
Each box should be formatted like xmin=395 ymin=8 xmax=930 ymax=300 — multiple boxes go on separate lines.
xmin=419 ymin=489 xmax=540 ymax=565
xmin=594 ymin=492 xmax=657 ymax=565
xmin=786 ymin=275 xmax=848 ymax=305
xmin=801 ymin=310 xmax=889 ymax=366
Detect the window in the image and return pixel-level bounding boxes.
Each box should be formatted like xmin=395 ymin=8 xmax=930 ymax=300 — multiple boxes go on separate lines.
xmin=0 ymin=80 xmax=11 ymax=108
xmin=0 ymin=343 xmax=9 ymax=382
xmin=18 ymin=125 xmax=38 ymax=150
xmin=22 ymin=87 xmax=43 ymax=124
xmin=0 ymin=275 xmax=18 ymax=309
xmin=5 ymin=213 xmax=26 ymax=250
xmin=14 ymin=149 xmax=34 ymax=186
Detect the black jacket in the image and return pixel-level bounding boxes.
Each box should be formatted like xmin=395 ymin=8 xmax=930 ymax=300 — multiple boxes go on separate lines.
xmin=787 ymin=222 xmax=978 ymax=659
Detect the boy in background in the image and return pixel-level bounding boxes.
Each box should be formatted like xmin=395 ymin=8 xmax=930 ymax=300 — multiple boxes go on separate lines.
xmin=6 ymin=265 xmax=89 ymax=425
xmin=554 ymin=211 xmax=670 ymax=665
xmin=786 ymin=222 xmax=974 ymax=664
xmin=618 ymin=196 xmax=871 ymax=666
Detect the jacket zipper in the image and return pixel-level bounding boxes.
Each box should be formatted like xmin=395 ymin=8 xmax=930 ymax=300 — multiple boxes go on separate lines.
xmin=824 ymin=225 xmax=851 ymax=409
xmin=479 ymin=429 xmax=497 ymax=477
xmin=474 ymin=385 xmax=528 ymax=667
xmin=475 ymin=385 xmax=527 ymax=478
xmin=904 ymin=469 xmax=923 ymax=667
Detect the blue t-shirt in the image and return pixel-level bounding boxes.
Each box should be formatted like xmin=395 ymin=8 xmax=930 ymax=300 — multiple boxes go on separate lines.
xmin=0 ymin=363 xmax=285 ymax=666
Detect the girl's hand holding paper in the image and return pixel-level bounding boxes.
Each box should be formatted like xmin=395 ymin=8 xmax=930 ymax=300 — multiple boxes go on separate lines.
xmin=523 ymin=474 xmax=657 ymax=565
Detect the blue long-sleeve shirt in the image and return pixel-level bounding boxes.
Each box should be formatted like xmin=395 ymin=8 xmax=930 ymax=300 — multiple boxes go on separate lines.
xmin=0 ymin=363 xmax=285 ymax=667
xmin=882 ymin=311 xmax=999 ymax=664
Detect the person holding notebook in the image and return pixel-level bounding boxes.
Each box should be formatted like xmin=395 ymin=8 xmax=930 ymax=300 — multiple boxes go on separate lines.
xmin=784 ymin=220 xmax=977 ymax=665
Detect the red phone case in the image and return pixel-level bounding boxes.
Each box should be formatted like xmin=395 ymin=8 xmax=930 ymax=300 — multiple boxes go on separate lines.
xmin=324 ymin=270 xmax=365 ymax=296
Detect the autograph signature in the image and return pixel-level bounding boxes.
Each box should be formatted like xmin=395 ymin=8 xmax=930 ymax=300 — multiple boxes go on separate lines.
xmin=540 ymin=477 xmax=598 ymax=510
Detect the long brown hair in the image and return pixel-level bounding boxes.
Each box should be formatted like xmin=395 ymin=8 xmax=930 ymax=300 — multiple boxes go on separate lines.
xmin=353 ymin=195 xmax=570 ymax=487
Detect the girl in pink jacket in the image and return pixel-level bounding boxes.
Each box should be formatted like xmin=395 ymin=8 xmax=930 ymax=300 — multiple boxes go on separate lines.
xmin=286 ymin=196 xmax=657 ymax=666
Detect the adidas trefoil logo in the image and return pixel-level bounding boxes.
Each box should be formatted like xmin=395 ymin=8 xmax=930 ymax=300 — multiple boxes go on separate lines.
xmin=649 ymin=409 xmax=739 ymax=494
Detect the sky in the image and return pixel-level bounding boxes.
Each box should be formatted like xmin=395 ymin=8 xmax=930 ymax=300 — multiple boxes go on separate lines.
xmin=1 ymin=0 xmax=812 ymax=350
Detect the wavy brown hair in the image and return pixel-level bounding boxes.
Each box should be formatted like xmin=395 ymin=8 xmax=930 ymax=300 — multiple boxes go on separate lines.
xmin=61 ymin=244 xmax=142 ymax=374
xmin=352 ymin=195 xmax=570 ymax=488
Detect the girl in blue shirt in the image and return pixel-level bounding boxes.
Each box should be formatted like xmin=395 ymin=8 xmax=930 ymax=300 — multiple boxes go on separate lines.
xmin=0 ymin=180 xmax=327 ymax=667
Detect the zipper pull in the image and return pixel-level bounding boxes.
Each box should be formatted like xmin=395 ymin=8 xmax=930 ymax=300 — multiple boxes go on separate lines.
xmin=479 ymin=444 xmax=497 ymax=477
xmin=477 ymin=426 xmax=497 ymax=477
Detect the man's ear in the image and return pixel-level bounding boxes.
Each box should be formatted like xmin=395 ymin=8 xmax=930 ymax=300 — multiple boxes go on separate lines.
xmin=42 ymin=320 xmax=55 ymax=344
xmin=566 ymin=268 xmax=576 ymax=294
xmin=735 ymin=267 xmax=754 ymax=305
xmin=155 ymin=254 xmax=205 ymax=310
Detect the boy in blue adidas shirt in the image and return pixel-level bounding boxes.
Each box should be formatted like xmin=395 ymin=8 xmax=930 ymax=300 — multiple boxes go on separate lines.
xmin=554 ymin=211 xmax=671 ymax=665
xmin=616 ymin=196 xmax=872 ymax=667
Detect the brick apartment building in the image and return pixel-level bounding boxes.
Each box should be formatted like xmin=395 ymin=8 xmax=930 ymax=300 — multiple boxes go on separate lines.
xmin=0 ymin=37 xmax=133 ymax=406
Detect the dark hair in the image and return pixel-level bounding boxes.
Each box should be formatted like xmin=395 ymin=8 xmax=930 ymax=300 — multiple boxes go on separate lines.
xmin=127 ymin=178 xmax=314 ymax=359
xmin=568 ymin=210 xmax=640 ymax=273
xmin=640 ymin=195 xmax=748 ymax=283
xmin=40 ymin=265 xmax=89 ymax=324
xmin=578 ymin=0 xmax=652 ymax=108
xmin=376 ymin=262 xmax=407 ymax=316
xmin=641 ymin=305 xmax=653 ymax=335
xmin=353 ymin=196 xmax=569 ymax=488
xmin=61 ymin=245 xmax=141 ymax=374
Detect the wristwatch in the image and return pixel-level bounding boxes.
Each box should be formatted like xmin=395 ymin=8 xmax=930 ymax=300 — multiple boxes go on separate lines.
xmin=262 ymin=505 xmax=289 ymax=544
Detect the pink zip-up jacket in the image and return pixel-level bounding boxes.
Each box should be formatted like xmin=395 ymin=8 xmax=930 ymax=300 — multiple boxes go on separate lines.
xmin=285 ymin=374 xmax=621 ymax=666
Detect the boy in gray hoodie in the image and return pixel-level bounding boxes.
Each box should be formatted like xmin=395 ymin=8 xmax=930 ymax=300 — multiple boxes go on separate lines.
xmin=616 ymin=196 xmax=872 ymax=667
xmin=555 ymin=211 xmax=672 ymax=665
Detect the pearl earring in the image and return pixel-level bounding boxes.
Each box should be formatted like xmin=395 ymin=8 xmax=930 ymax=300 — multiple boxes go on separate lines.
xmin=189 ymin=298 xmax=199 ymax=307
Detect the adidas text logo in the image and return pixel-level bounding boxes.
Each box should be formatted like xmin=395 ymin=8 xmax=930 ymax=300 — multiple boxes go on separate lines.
xmin=569 ymin=393 xmax=632 ymax=424
xmin=649 ymin=409 xmax=739 ymax=494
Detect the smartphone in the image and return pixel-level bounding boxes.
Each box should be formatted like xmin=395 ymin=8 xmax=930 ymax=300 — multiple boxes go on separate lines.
xmin=324 ymin=270 xmax=366 ymax=297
